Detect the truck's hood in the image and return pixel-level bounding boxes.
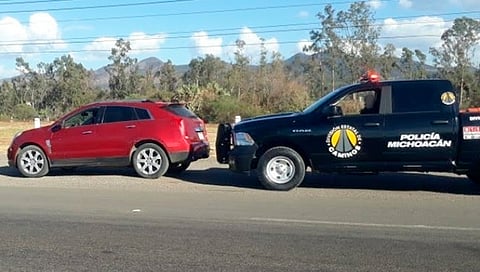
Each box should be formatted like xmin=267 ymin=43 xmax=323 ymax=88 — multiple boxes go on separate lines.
xmin=234 ymin=112 xmax=300 ymax=131
xmin=240 ymin=112 xmax=298 ymax=123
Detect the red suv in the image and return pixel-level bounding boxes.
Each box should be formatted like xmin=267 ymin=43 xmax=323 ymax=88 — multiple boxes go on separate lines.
xmin=7 ymin=100 xmax=210 ymax=178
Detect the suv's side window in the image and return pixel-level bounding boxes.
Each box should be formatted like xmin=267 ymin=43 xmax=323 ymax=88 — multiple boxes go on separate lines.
xmin=135 ymin=107 xmax=151 ymax=120
xmin=64 ymin=108 xmax=99 ymax=128
xmin=103 ymin=106 xmax=136 ymax=123
xmin=392 ymin=82 xmax=441 ymax=113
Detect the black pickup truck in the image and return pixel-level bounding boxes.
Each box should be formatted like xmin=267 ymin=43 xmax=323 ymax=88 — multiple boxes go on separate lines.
xmin=216 ymin=75 xmax=480 ymax=190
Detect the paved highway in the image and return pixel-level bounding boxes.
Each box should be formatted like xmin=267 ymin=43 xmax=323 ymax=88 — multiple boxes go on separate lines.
xmin=0 ymin=157 xmax=479 ymax=271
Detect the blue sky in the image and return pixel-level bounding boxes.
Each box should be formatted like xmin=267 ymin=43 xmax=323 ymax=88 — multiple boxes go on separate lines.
xmin=0 ymin=0 xmax=479 ymax=78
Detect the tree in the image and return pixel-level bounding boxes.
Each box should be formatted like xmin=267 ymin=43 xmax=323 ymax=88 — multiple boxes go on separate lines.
xmin=309 ymin=4 xmax=340 ymax=90
xmin=156 ymin=60 xmax=178 ymax=93
xmin=399 ymin=47 xmax=415 ymax=79
xmin=430 ymin=17 xmax=480 ymax=107
xmin=227 ymin=39 xmax=251 ymax=98
xmin=310 ymin=2 xmax=381 ymax=87
xmin=0 ymin=81 xmax=15 ymax=118
xmin=379 ymin=43 xmax=397 ymax=80
xmin=183 ymin=55 xmax=228 ymax=89
xmin=106 ymin=38 xmax=140 ymax=99
xmin=48 ymin=55 xmax=96 ymax=116
xmin=414 ymin=49 xmax=428 ymax=79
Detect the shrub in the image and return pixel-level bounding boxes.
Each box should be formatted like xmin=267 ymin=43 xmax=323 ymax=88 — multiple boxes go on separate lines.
xmin=13 ymin=104 xmax=38 ymax=121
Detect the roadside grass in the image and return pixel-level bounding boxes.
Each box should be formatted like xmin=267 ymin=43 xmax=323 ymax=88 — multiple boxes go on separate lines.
xmin=0 ymin=121 xmax=34 ymax=152
xmin=0 ymin=121 xmax=219 ymax=154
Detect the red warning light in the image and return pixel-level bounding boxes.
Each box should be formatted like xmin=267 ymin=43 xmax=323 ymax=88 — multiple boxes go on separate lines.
xmin=360 ymin=70 xmax=381 ymax=83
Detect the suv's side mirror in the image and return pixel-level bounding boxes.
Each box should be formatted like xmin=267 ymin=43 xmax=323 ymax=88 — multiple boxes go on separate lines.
xmin=51 ymin=123 xmax=62 ymax=133
xmin=324 ymin=105 xmax=343 ymax=117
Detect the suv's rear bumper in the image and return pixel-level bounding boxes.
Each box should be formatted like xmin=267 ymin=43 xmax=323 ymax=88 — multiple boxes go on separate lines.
xmin=170 ymin=141 xmax=210 ymax=163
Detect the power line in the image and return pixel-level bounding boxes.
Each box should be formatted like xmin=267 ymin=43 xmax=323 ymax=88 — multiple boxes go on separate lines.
xmin=0 ymin=0 xmax=476 ymax=27
xmin=0 ymin=34 xmax=454 ymax=56
xmin=0 ymin=1 xmax=394 ymax=19
xmin=0 ymin=0 xmax=193 ymax=14
xmin=0 ymin=14 xmax=477 ymax=48
xmin=0 ymin=0 xmax=71 ymax=5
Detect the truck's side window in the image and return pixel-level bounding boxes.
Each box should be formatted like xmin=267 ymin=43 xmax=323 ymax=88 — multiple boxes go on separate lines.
xmin=334 ymin=89 xmax=381 ymax=115
xmin=392 ymin=82 xmax=442 ymax=113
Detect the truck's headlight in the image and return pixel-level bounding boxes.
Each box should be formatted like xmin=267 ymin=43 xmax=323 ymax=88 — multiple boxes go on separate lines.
xmin=233 ymin=132 xmax=255 ymax=146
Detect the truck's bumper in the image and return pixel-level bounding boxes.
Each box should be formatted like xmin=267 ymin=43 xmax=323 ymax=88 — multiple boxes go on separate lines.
xmin=228 ymin=145 xmax=257 ymax=172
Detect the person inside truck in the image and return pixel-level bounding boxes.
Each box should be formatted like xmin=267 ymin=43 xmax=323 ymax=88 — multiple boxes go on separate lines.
xmin=360 ymin=92 xmax=377 ymax=114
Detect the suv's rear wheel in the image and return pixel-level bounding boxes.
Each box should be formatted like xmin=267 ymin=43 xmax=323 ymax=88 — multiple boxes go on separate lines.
xmin=17 ymin=145 xmax=49 ymax=178
xmin=133 ymin=143 xmax=169 ymax=178
xmin=258 ymin=146 xmax=305 ymax=191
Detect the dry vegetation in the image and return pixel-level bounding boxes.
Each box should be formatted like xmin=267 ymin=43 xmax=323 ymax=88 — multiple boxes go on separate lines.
xmin=0 ymin=121 xmax=34 ymax=152
xmin=0 ymin=121 xmax=219 ymax=154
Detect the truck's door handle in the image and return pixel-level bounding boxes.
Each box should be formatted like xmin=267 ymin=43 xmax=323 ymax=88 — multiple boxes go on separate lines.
xmin=364 ymin=122 xmax=380 ymax=127
xmin=125 ymin=125 xmax=136 ymax=129
xmin=82 ymin=130 xmax=93 ymax=135
xmin=432 ymin=120 xmax=449 ymax=125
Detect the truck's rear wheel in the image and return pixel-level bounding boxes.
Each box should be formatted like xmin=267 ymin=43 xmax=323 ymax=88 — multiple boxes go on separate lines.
xmin=258 ymin=146 xmax=305 ymax=191
xmin=467 ymin=171 xmax=480 ymax=185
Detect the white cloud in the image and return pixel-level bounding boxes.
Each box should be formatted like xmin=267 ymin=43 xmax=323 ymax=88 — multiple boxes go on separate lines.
xmin=382 ymin=16 xmax=448 ymax=55
xmin=0 ymin=16 xmax=28 ymax=53
xmin=298 ymin=11 xmax=309 ymax=18
xmin=297 ymin=39 xmax=314 ymax=55
xmin=399 ymin=0 xmax=413 ymax=8
xmin=368 ymin=0 xmax=382 ymax=9
xmin=81 ymin=32 xmax=166 ymax=62
xmin=227 ymin=27 xmax=279 ymax=63
xmin=128 ymin=32 xmax=166 ymax=54
xmin=81 ymin=37 xmax=117 ymax=61
xmin=0 ymin=13 xmax=66 ymax=55
xmin=191 ymin=31 xmax=223 ymax=57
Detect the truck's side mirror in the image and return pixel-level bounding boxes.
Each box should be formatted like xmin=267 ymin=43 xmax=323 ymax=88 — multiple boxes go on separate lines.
xmin=324 ymin=105 xmax=343 ymax=117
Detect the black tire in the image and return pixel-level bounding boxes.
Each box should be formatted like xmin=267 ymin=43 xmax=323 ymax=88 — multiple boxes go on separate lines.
xmin=16 ymin=145 xmax=49 ymax=178
xmin=167 ymin=161 xmax=191 ymax=175
xmin=467 ymin=171 xmax=480 ymax=185
xmin=133 ymin=143 xmax=169 ymax=179
xmin=257 ymin=146 xmax=305 ymax=191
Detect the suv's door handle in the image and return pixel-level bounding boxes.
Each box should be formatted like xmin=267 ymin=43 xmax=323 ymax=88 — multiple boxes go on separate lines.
xmin=432 ymin=120 xmax=449 ymax=125
xmin=125 ymin=125 xmax=136 ymax=129
xmin=364 ymin=122 xmax=380 ymax=127
xmin=82 ymin=130 xmax=93 ymax=135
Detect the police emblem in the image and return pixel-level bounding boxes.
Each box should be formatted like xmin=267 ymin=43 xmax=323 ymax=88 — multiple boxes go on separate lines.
xmin=326 ymin=125 xmax=362 ymax=158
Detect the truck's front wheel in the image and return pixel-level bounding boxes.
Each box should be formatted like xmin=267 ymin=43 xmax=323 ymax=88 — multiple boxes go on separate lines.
xmin=258 ymin=147 xmax=305 ymax=191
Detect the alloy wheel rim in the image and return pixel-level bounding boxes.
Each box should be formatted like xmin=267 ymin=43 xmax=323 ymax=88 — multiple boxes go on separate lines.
xmin=20 ymin=149 xmax=45 ymax=175
xmin=136 ymin=148 xmax=162 ymax=175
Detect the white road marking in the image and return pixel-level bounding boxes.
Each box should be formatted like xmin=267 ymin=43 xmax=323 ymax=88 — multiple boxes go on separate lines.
xmin=249 ymin=217 xmax=480 ymax=232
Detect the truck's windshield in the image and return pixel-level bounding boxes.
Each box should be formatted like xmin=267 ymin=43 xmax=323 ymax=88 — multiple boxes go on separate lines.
xmin=303 ymin=84 xmax=353 ymax=114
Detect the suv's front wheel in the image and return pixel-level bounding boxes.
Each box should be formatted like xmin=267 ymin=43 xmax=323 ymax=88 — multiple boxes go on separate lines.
xmin=17 ymin=145 xmax=49 ymax=178
xmin=133 ymin=143 xmax=169 ymax=178
xmin=258 ymin=146 xmax=305 ymax=191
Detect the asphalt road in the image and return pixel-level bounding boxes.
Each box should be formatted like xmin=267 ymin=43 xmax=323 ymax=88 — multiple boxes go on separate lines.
xmin=0 ymin=156 xmax=479 ymax=271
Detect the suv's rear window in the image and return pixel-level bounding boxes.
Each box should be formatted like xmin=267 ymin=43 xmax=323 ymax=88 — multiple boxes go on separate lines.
xmin=164 ymin=104 xmax=198 ymax=118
